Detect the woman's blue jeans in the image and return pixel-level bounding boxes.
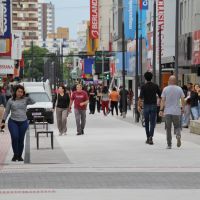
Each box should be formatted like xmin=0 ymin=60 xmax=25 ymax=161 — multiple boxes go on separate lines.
xmin=8 ymin=118 xmax=28 ymax=157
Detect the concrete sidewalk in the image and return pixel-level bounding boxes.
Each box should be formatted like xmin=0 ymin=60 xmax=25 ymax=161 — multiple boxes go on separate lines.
xmin=1 ymin=109 xmax=200 ymax=199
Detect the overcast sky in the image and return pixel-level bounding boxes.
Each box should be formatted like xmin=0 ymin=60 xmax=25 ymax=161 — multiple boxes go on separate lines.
xmin=44 ymin=0 xmax=90 ymax=39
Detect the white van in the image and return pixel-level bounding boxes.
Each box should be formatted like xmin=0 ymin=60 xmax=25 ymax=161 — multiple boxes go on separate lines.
xmin=21 ymin=83 xmax=54 ymax=124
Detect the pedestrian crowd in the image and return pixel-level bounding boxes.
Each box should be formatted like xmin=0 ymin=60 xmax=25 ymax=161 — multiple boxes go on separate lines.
xmin=1 ymin=73 xmax=200 ymax=163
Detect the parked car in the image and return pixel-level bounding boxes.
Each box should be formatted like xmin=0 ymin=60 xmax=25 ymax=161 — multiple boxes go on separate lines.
xmin=23 ymin=85 xmax=54 ymax=124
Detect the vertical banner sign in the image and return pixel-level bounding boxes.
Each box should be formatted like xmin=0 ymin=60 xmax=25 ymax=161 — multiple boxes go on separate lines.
xmin=90 ymin=0 xmax=99 ymax=39
xmin=158 ymin=0 xmax=164 ymax=57
xmin=12 ymin=31 xmax=22 ymax=60
xmin=123 ymin=0 xmax=137 ymax=40
xmin=0 ymin=0 xmax=11 ymax=38
xmin=140 ymin=0 xmax=148 ymax=10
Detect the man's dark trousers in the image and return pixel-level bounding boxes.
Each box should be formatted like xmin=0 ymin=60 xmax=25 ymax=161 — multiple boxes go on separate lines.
xmin=143 ymin=104 xmax=157 ymax=138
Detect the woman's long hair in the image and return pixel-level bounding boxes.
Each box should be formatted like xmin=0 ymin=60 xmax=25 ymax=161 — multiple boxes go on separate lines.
xmin=102 ymin=86 xmax=108 ymax=94
xmin=12 ymin=85 xmax=25 ymax=101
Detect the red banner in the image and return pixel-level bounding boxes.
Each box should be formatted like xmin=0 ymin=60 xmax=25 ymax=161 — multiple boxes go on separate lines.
xmin=90 ymin=0 xmax=99 ymax=39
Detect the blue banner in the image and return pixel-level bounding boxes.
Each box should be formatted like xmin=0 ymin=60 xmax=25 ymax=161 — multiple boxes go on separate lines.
xmin=123 ymin=0 xmax=137 ymax=40
xmin=84 ymin=58 xmax=94 ymax=74
xmin=0 ymin=0 xmax=11 ymax=38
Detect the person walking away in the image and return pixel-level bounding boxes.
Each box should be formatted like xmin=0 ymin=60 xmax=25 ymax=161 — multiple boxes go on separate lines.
xmin=88 ymin=85 xmax=97 ymax=114
xmin=119 ymin=86 xmax=129 ymax=116
xmin=0 ymin=87 xmax=6 ymax=132
xmin=4 ymin=83 xmax=12 ymax=102
xmin=138 ymin=72 xmax=161 ymax=145
xmin=96 ymin=85 xmax=102 ymax=113
xmin=182 ymin=83 xmax=192 ymax=128
xmin=109 ymin=87 xmax=119 ymax=116
xmin=159 ymin=76 xmax=185 ymax=149
xmin=0 ymin=85 xmax=35 ymax=161
xmin=69 ymin=84 xmax=89 ymax=135
xmin=128 ymin=88 xmax=134 ymax=110
xmin=190 ymin=84 xmax=199 ymax=120
xmin=53 ymin=86 xmax=70 ymax=136
xmin=101 ymin=86 xmax=110 ymax=116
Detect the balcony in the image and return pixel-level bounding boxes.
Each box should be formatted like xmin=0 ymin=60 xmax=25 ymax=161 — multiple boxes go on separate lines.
xmin=12 ymin=8 xmax=38 ymax=12
xmin=13 ymin=26 xmax=38 ymax=31
xmin=13 ymin=17 xmax=38 ymax=22
xmin=23 ymin=36 xmax=38 ymax=40
xmin=13 ymin=0 xmax=38 ymax=2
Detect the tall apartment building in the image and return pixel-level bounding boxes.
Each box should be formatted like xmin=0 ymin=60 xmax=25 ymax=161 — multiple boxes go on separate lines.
xmin=77 ymin=20 xmax=88 ymax=52
xmin=38 ymin=1 xmax=55 ymax=43
xmin=98 ymin=0 xmax=113 ymax=51
xmin=12 ymin=0 xmax=39 ymax=48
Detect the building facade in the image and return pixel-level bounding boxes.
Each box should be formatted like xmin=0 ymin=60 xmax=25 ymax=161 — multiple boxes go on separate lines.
xmin=38 ymin=1 xmax=55 ymax=43
xmin=178 ymin=0 xmax=200 ymax=84
xmin=12 ymin=0 xmax=39 ymax=48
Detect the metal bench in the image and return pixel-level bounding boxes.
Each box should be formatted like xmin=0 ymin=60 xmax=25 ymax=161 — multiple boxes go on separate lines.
xmin=36 ymin=131 xmax=54 ymax=149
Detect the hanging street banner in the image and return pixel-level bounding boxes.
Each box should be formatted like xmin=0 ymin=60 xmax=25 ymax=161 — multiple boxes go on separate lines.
xmin=0 ymin=0 xmax=11 ymax=38
xmin=90 ymin=0 xmax=99 ymax=39
xmin=0 ymin=59 xmax=14 ymax=75
xmin=11 ymin=31 xmax=22 ymax=60
xmin=123 ymin=0 xmax=137 ymax=40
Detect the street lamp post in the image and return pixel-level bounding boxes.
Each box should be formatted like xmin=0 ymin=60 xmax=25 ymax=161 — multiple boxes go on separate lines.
xmin=153 ymin=0 xmax=156 ymax=83
xmin=175 ymin=0 xmax=179 ymax=82
xmin=135 ymin=9 xmax=139 ymax=123
xmin=122 ymin=20 xmax=126 ymax=118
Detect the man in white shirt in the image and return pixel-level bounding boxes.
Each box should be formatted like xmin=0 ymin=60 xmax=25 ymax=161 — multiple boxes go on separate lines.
xmin=159 ymin=76 xmax=185 ymax=149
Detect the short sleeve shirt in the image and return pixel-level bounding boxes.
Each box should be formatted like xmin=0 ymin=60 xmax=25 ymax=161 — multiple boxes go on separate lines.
xmin=71 ymin=90 xmax=89 ymax=110
xmin=161 ymin=85 xmax=185 ymax=115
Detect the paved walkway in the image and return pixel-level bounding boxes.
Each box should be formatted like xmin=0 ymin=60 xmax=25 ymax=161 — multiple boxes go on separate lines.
xmin=1 ymin=109 xmax=200 ymax=199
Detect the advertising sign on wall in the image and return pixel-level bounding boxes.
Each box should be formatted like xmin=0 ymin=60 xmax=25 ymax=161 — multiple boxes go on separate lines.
xmin=90 ymin=0 xmax=99 ymax=39
xmin=139 ymin=0 xmax=148 ymax=10
xmin=0 ymin=0 xmax=11 ymax=38
xmin=0 ymin=59 xmax=14 ymax=75
xmin=192 ymin=30 xmax=200 ymax=65
xmin=123 ymin=0 xmax=137 ymax=40
xmin=0 ymin=38 xmax=11 ymax=56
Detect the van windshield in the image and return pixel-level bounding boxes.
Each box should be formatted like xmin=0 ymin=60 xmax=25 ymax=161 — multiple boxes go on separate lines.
xmin=29 ymin=93 xmax=50 ymax=102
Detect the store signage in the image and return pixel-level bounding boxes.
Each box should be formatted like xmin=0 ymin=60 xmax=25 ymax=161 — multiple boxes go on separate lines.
xmin=140 ymin=0 xmax=148 ymax=10
xmin=90 ymin=0 xmax=99 ymax=39
xmin=0 ymin=59 xmax=14 ymax=74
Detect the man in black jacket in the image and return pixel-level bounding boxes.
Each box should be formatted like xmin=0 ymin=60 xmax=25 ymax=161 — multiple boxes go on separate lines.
xmin=138 ymin=72 xmax=161 ymax=145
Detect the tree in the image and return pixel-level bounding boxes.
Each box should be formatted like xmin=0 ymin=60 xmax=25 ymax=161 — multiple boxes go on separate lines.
xmin=23 ymin=46 xmax=49 ymax=81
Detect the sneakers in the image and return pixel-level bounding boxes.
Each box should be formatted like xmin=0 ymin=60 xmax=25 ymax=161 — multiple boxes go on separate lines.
xmin=81 ymin=129 xmax=84 ymax=135
xmin=11 ymin=155 xmax=24 ymax=162
xmin=177 ymin=136 xmax=181 ymax=147
xmin=77 ymin=132 xmax=82 ymax=135
xmin=11 ymin=155 xmax=18 ymax=162
xmin=166 ymin=145 xmax=172 ymax=149
xmin=149 ymin=137 xmax=154 ymax=145
xmin=145 ymin=138 xmax=149 ymax=144
xmin=18 ymin=157 xmax=24 ymax=162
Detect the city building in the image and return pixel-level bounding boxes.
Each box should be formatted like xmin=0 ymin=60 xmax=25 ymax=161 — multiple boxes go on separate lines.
xmin=48 ymin=27 xmax=69 ymax=40
xmin=98 ymin=0 xmax=113 ymax=51
xmin=77 ymin=20 xmax=88 ymax=52
xmin=38 ymin=1 xmax=55 ymax=44
xmin=178 ymin=0 xmax=200 ymax=84
xmin=12 ymin=0 xmax=39 ymax=48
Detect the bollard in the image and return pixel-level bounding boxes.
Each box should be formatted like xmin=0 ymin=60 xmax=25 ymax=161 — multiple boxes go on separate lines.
xmin=24 ymin=127 xmax=30 ymax=163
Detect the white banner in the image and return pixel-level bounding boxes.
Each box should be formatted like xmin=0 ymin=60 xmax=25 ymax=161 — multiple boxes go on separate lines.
xmin=0 ymin=59 xmax=14 ymax=74
xmin=12 ymin=31 xmax=22 ymax=60
xmin=0 ymin=3 xmax=3 ymax=35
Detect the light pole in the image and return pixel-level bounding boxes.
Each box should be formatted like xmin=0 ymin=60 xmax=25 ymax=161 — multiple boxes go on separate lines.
xmin=175 ymin=0 xmax=179 ymax=82
xmin=135 ymin=9 xmax=139 ymax=123
xmin=43 ymin=57 xmax=48 ymax=81
xmin=153 ymin=0 xmax=156 ymax=83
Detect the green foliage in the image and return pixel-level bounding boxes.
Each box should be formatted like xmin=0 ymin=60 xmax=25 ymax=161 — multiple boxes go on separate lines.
xmin=23 ymin=45 xmax=49 ymax=81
